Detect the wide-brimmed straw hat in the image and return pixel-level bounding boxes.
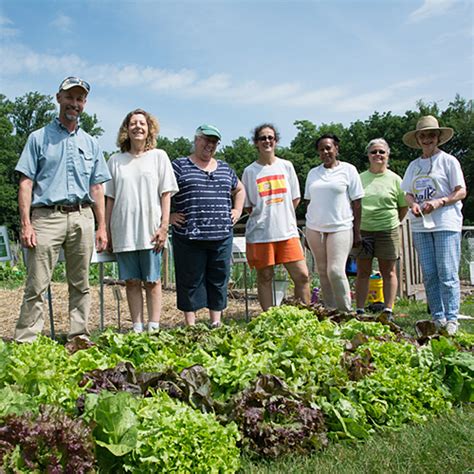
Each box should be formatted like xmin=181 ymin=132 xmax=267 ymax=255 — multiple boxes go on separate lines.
xmin=402 ymin=115 xmax=454 ymax=149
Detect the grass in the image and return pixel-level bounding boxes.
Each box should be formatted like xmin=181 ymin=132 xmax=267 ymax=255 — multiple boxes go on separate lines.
xmin=393 ymin=295 xmax=474 ymax=335
xmin=240 ymin=405 xmax=474 ymax=474
xmin=239 ymin=295 xmax=474 ymax=474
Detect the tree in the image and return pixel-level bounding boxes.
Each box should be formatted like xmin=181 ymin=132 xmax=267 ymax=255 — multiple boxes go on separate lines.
xmin=0 ymin=92 xmax=107 ymax=237
xmin=0 ymin=95 xmax=19 ymax=235
xmin=156 ymin=136 xmax=192 ymax=160
xmin=10 ymin=92 xmax=56 ymax=151
xmin=80 ymin=112 xmax=104 ymax=137
xmin=440 ymin=95 xmax=474 ymax=223
xmin=218 ymin=137 xmax=257 ymax=178
xmin=342 ymin=111 xmax=412 ymax=176
xmin=289 ymin=120 xmax=319 ymax=163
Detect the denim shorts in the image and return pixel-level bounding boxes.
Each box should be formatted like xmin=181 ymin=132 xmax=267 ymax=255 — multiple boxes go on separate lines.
xmin=172 ymin=232 xmax=233 ymax=312
xmin=116 ymin=249 xmax=162 ymax=282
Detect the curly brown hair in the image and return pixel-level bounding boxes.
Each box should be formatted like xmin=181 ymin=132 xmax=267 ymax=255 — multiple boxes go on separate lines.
xmin=116 ymin=108 xmax=160 ymax=152
xmin=252 ymin=123 xmax=280 ymax=144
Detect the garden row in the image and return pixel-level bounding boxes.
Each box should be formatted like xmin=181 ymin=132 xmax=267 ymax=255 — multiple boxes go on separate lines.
xmin=0 ymin=305 xmax=473 ymax=472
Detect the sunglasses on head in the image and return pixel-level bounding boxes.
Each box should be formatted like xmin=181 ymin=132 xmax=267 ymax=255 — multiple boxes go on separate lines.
xmin=257 ymin=135 xmax=275 ymax=142
xmin=60 ymin=77 xmax=91 ymax=93
xmin=370 ymin=149 xmax=386 ymax=155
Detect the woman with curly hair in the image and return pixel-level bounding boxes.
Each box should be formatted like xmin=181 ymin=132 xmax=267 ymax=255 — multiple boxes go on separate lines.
xmin=105 ymin=109 xmax=178 ymax=333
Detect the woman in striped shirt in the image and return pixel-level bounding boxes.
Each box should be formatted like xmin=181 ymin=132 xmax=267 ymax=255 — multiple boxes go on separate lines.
xmin=171 ymin=124 xmax=245 ymax=327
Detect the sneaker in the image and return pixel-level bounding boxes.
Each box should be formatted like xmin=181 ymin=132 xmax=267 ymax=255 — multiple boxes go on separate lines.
xmin=132 ymin=323 xmax=144 ymax=334
xmin=380 ymin=309 xmax=395 ymax=323
xmin=147 ymin=322 xmax=160 ymax=333
xmin=445 ymin=321 xmax=458 ymax=336
xmin=210 ymin=321 xmax=222 ymax=329
xmin=356 ymin=309 xmax=365 ymax=315
xmin=433 ymin=319 xmax=447 ymax=330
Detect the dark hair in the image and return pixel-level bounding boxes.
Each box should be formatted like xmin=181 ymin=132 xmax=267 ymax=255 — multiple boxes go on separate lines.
xmin=315 ymin=133 xmax=340 ymax=149
xmin=252 ymin=123 xmax=280 ymax=143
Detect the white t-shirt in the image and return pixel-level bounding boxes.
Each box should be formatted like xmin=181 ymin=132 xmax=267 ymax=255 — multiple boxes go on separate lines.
xmin=105 ymin=149 xmax=179 ymax=252
xmin=304 ymin=161 xmax=364 ymax=232
xmin=401 ymin=150 xmax=465 ymax=232
xmin=242 ymin=158 xmax=300 ymax=243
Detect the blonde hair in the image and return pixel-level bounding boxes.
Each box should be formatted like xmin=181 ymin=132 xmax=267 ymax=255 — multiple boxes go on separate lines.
xmin=116 ymin=109 xmax=160 ymax=152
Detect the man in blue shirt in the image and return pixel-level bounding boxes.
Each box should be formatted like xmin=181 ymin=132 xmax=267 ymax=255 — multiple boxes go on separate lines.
xmin=14 ymin=76 xmax=111 ymax=342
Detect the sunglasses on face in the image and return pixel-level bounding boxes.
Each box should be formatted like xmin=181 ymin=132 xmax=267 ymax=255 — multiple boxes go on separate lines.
xmin=60 ymin=77 xmax=91 ymax=93
xmin=370 ymin=149 xmax=386 ymax=155
xmin=257 ymin=135 xmax=275 ymax=142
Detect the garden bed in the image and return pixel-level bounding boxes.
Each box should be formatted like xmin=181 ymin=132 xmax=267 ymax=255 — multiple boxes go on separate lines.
xmin=0 ymin=304 xmax=472 ymax=472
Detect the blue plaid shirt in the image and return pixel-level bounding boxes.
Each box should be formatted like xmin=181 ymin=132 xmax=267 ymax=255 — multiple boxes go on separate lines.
xmin=15 ymin=118 xmax=111 ymax=206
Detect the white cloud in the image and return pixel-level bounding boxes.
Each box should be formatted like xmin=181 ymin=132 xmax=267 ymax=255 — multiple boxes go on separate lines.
xmin=184 ymin=77 xmax=302 ymax=105
xmin=0 ymin=15 xmax=19 ymax=38
xmin=0 ymin=15 xmax=12 ymax=25
xmin=87 ymin=63 xmax=197 ymax=90
xmin=0 ymin=42 xmax=432 ymax=118
xmin=435 ymin=25 xmax=474 ymax=44
xmin=334 ymin=78 xmax=429 ymax=113
xmin=283 ymin=86 xmax=346 ymax=107
xmin=408 ymin=0 xmax=457 ymax=23
xmin=0 ymin=44 xmax=86 ymax=75
xmin=50 ymin=14 xmax=73 ymax=33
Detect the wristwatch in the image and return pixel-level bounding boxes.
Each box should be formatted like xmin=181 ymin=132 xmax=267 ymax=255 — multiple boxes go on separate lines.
xmin=441 ymin=197 xmax=447 ymax=207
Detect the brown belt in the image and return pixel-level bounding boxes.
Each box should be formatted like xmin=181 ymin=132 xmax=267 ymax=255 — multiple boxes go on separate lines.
xmin=39 ymin=203 xmax=91 ymax=213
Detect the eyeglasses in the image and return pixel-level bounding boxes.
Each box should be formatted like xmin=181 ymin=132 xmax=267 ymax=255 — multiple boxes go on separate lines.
xmin=198 ymin=135 xmax=219 ymax=145
xmin=59 ymin=77 xmax=91 ymax=93
xmin=370 ymin=149 xmax=386 ymax=155
xmin=257 ymin=135 xmax=275 ymax=142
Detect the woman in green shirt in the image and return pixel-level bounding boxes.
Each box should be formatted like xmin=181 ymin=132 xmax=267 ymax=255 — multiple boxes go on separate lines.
xmin=355 ymin=139 xmax=408 ymax=319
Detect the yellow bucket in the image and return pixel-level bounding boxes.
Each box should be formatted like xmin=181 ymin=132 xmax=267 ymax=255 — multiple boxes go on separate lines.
xmin=367 ymin=274 xmax=384 ymax=303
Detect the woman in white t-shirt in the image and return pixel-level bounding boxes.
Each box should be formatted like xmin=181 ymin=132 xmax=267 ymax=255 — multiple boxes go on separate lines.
xmin=401 ymin=116 xmax=466 ymax=336
xmin=304 ymin=133 xmax=364 ymax=312
xmin=105 ymin=109 xmax=178 ymax=333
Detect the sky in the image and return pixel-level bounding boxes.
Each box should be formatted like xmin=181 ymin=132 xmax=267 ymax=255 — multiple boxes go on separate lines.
xmin=1 ymin=0 xmax=473 ymax=153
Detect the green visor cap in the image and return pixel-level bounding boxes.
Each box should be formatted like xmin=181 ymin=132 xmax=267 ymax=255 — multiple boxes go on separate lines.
xmin=195 ymin=124 xmax=221 ymax=140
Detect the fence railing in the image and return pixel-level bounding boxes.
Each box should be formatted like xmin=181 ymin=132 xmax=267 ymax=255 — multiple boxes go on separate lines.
xmin=398 ymin=222 xmax=473 ymax=299
xmin=161 ymin=222 xmax=474 ymax=298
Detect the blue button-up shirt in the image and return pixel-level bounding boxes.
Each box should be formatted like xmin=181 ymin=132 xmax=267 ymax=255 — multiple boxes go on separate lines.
xmin=15 ymin=118 xmax=111 ymax=206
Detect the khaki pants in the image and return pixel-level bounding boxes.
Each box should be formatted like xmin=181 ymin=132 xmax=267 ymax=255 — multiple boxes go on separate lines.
xmin=305 ymin=228 xmax=353 ymax=312
xmin=15 ymin=207 xmax=95 ymax=342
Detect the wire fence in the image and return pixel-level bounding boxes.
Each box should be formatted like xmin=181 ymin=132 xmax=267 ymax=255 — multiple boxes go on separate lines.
xmin=1 ymin=226 xmax=473 ymax=291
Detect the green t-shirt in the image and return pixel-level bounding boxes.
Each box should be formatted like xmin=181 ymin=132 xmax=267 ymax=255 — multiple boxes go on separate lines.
xmin=360 ymin=169 xmax=407 ymax=231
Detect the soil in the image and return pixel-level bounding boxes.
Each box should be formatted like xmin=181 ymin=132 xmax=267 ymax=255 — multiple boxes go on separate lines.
xmin=2 ymin=282 xmax=472 ymax=340
xmin=0 ymin=283 xmax=262 ymax=340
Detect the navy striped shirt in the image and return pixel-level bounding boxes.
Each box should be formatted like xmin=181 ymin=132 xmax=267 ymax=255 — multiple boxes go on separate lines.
xmin=172 ymin=157 xmax=238 ymax=240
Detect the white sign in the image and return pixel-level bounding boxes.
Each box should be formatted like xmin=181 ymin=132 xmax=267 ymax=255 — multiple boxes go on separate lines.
xmin=0 ymin=226 xmax=12 ymax=262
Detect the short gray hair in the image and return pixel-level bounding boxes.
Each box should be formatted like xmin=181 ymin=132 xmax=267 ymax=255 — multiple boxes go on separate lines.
xmin=366 ymin=138 xmax=390 ymax=155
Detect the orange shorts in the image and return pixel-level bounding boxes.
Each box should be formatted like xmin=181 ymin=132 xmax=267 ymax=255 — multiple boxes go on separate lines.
xmin=246 ymin=237 xmax=304 ymax=270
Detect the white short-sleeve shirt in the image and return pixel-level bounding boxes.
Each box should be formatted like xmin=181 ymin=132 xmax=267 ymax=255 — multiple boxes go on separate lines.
xmin=305 ymin=161 xmax=364 ymax=232
xmin=105 ymin=149 xmax=179 ymax=252
xmin=401 ymin=150 xmax=465 ymax=232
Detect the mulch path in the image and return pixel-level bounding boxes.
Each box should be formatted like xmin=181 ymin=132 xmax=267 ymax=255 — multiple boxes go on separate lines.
xmin=0 ymin=283 xmax=262 ymax=339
